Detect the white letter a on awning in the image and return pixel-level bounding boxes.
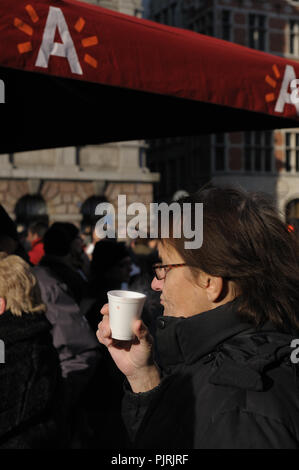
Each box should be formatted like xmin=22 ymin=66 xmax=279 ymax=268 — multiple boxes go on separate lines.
xmin=275 ymin=65 xmax=299 ymax=116
xmin=35 ymin=6 xmax=83 ymax=75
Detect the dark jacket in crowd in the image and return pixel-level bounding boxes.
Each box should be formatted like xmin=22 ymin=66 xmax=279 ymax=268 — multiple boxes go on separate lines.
xmin=33 ymin=259 xmax=101 ymax=409
xmin=86 ymin=239 xmax=131 ymax=332
xmin=122 ymin=298 xmax=299 ymax=449
xmin=0 ymin=310 xmax=65 ymax=449
xmin=38 ymin=255 xmax=88 ymax=306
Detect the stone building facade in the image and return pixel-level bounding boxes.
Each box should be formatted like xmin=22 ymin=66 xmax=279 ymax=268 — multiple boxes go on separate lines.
xmin=0 ymin=0 xmax=159 ymax=231
xmin=86 ymin=0 xmax=144 ymax=16
xmin=146 ymin=0 xmax=299 ymax=219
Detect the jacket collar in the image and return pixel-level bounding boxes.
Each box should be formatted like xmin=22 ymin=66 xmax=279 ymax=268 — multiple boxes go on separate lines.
xmin=0 ymin=310 xmax=51 ymax=345
xmin=155 ymin=298 xmax=255 ymax=369
xmin=155 ymin=298 xmax=296 ymax=391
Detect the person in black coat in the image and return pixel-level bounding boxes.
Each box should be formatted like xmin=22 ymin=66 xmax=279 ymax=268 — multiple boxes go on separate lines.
xmin=34 ymin=223 xmax=102 ymax=448
xmin=84 ymin=239 xmax=132 ymax=448
xmin=97 ymin=186 xmax=299 ymax=449
xmin=0 ymin=253 xmax=65 ymax=449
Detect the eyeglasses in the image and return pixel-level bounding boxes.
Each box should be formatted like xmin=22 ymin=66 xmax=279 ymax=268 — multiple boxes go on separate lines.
xmin=152 ymin=263 xmax=187 ymax=280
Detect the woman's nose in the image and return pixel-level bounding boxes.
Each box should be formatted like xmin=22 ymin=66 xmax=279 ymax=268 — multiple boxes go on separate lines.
xmin=151 ymin=276 xmax=164 ymax=292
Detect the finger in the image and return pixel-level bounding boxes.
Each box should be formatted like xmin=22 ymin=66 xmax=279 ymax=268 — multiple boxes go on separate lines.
xmin=132 ymin=319 xmax=152 ymax=344
xmin=100 ymin=303 xmax=109 ymax=316
xmin=96 ymin=326 xmax=113 ymax=348
xmin=97 ymin=316 xmax=111 ymax=338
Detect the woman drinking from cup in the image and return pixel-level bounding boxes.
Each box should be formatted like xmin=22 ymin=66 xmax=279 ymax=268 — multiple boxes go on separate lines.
xmin=97 ymin=186 xmax=299 ymax=449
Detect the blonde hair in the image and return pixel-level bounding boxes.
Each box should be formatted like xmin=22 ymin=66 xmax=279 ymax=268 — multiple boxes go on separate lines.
xmin=0 ymin=253 xmax=46 ymax=317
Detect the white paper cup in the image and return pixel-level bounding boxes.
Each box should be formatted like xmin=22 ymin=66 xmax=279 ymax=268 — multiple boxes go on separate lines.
xmin=107 ymin=290 xmax=146 ymax=341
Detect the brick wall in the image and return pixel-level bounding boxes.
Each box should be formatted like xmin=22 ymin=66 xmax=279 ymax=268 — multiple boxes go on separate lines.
xmin=0 ymin=179 xmax=154 ymax=228
xmin=0 ymin=180 xmax=29 ymax=219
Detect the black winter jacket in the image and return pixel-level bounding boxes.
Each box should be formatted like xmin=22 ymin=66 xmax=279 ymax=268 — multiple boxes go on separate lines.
xmin=122 ymin=299 xmax=299 ymax=449
xmin=34 ymin=262 xmax=101 ymax=409
xmin=0 ymin=310 xmax=65 ymax=449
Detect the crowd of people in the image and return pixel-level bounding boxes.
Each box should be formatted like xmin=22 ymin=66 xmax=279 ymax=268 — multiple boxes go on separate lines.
xmin=1 ymin=185 xmax=299 ymax=449
xmin=0 ymin=204 xmax=162 ymax=449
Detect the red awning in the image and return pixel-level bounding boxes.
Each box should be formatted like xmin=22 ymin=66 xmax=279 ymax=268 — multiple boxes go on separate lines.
xmin=0 ymin=0 xmax=299 ymax=152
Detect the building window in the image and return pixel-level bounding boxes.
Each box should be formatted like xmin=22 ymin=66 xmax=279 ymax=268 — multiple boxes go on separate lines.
xmin=139 ymin=147 xmax=147 ymax=168
xmin=286 ymin=199 xmax=299 ymax=220
xmin=289 ymin=20 xmax=299 ymax=55
xmin=249 ymin=14 xmax=266 ymax=50
xmin=154 ymin=13 xmax=161 ymax=23
xmin=285 ymin=132 xmax=299 ymax=172
xmin=198 ymin=16 xmax=206 ymax=34
xmin=214 ymin=133 xmax=227 ymax=172
xmin=162 ymin=8 xmax=169 ymax=25
xmin=244 ymin=131 xmax=273 ymax=172
xmin=206 ymin=11 xmax=214 ymax=36
xmin=222 ymin=10 xmax=231 ymax=41
xmin=189 ymin=11 xmax=214 ymax=36
xmin=285 ymin=132 xmax=292 ymax=172
xmin=170 ymin=2 xmax=177 ymax=26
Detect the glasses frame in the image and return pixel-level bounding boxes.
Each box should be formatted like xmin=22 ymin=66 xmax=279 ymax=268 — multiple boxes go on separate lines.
xmin=152 ymin=263 xmax=187 ymax=280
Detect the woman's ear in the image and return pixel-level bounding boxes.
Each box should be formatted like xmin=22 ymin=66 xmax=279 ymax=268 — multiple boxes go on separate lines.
xmin=195 ymin=271 xmax=224 ymax=302
xmin=205 ymin=276 xmax=224 ymax=302
xmin=0 ymin=297 xmax=6 ymax=315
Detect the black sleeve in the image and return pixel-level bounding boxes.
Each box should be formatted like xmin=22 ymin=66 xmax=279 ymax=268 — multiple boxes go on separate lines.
xmin=121 ymin=375 xmax=173 ymax=443
xmin=200 ymin=410 xmax=299 ymax=449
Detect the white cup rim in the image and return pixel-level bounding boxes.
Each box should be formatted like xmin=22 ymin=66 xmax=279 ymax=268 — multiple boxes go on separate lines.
xmin=107 ymin=290 xmax=146 ymax=302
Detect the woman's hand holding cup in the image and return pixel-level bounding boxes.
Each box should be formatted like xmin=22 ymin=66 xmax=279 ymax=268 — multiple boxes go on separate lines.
xmin=97 ymin=302 xmax=161 ymax=393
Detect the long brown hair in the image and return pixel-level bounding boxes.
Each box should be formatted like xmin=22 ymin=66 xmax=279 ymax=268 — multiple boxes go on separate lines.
xmin=161 ymin=186 xmax=299 ymax=333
